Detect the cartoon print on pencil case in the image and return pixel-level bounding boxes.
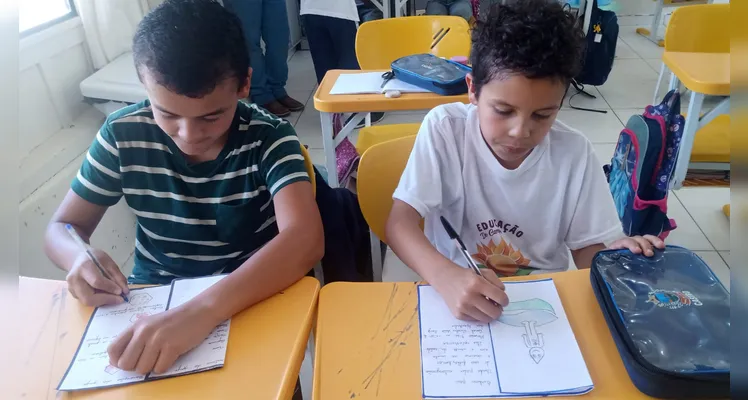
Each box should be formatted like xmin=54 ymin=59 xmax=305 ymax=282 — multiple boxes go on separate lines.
xmin=497 ymin=298 xmax=558 ymax=364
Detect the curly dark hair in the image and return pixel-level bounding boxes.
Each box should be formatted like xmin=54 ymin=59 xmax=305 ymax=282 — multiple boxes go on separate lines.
xmin=470 ymin=0 xmax=585 ymax=95
xmin=132 ymin=0 xmax=249 ymax=98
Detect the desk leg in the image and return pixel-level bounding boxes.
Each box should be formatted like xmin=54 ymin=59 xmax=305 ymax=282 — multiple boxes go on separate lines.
xmin=671 ymin=91 xmax=705 ymax=190
xmin=636 ymin=0 xmax=665 ymax=46
xmin=320 ymin=112 xmax=339 ymax=188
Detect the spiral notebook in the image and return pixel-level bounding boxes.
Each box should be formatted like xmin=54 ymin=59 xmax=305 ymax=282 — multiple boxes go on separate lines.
xmin=418 ymin=279 xmax=593 ymax=399
xmin=58 ymin=274 xmax=230 ymax=391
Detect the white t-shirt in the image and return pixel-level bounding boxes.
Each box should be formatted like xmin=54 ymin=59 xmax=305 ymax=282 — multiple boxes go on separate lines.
xmin=393 ymin=103 xmax=624 ymax=276
xmin=301 ymin=0 xmax=360 ymax=22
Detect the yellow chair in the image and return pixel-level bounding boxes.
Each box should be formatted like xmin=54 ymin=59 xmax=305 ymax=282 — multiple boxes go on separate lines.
xmin=354 ymin=16 xmax=471 ymax=155
xmin=355 ymin=16 xmax=471 ymax=70
xmin=300 ymin=144 xmax=316 ymax=196
xmin=357 ymin=135 xmax=418 ymax=281
xmin=653 ymin=3 xmax=730 ymax=167
xmin=723 ymin=204 xmax=730 ymax=218
xmin=653 ymin=3 xmax=730 ymax=103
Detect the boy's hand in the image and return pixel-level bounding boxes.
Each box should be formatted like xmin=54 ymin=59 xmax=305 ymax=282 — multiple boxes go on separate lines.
xmin=66 ymin=249 xmax=129 ymax=307
xmin=608 ymin=235 xmax=665 ymax=257
xmin=431 ymin=263 xmax=509 ymax=323
xmin=108 ymin=305 xmax=218 ymax=375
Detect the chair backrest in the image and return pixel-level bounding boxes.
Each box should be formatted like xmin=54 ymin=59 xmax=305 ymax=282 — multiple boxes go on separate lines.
xmin=355 ymin=16 xmax=472 ymax=70
xmin=300 ymin=145 xmax=317 ymax=196
xmin=664 ymin=3 xmax=730 ymax=53
xmin=357 ymin=135 xmax=418 ymax=243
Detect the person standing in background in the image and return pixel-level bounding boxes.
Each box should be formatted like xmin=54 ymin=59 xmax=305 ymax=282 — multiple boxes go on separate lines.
xmin=356 ymin=0 xmax=383 ymax=23
xmin=223 ymin=0 xmax=306 ymax=117
xmin=425 ymin=0 xmax=473 ymax=22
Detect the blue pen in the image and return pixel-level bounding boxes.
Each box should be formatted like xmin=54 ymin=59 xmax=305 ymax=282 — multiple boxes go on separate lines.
xmin=65 ymin=224 xmax=129 ymax=303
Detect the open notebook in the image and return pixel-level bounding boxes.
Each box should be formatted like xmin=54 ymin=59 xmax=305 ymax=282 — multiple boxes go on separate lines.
xmin=418 ymin=279 xmax=593 ymax=399
xmin=58 ymin=275 xmax=230 ymax=391
xmin=329 ymin=71 xmax=431 ymax=95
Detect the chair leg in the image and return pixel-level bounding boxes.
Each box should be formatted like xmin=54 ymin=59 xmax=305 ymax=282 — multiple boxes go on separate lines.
xmin=370 ymin=232 xmax=383 ymax=282
xmin=313 ymin=262 xmax=325 ymax=286
xmin=653 ymin=62 xmax=666 ymax=104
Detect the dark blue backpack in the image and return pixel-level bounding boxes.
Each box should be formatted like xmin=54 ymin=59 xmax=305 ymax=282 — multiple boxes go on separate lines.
xmin=603 ymin=90 xmax=684 ymax=239
xmin=575 ymin=0 xmax=618 ymax=86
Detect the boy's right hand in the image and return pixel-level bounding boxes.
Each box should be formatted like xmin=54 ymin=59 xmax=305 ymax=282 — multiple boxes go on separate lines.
xmin=432 ymin=263 xmax=509 ymax=323
xmin=66 ymin=249 xmax=130 ymax=307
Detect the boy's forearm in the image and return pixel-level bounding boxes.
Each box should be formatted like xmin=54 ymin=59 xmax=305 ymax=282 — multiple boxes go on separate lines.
xmin=571 ymin=244 xmax=606 ymax=270
xmin=189 ymin=225 xmax=323 ymax=325
xmin=386 ymin=208 xmax=460 ymax=285
xmin=44 ymin=222 xmax=89 ymax=273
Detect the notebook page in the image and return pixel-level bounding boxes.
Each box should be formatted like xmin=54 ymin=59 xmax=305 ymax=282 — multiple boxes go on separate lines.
xmin=150 ymin=274 xmax=230 ymax=378
xmin=329 ymin=72 xmax=385 ymax=95
xmin=418 ymin=285 xmax=500 ymax=399
xmin=58 ymin=285 xmax=172 ymax=391
xmin=490 ymin=279 xmax=593 ymax=395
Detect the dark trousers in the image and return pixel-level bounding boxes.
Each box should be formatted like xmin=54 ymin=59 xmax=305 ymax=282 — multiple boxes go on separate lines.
xmin=301 ymin=15 xmax=360 ymax=84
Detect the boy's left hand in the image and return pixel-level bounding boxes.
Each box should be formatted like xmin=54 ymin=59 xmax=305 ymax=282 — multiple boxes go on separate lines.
xmin=107 ymin=305 xmax=218 ymax=375
xmin=608 ymin=235 xmax=665 ymax=257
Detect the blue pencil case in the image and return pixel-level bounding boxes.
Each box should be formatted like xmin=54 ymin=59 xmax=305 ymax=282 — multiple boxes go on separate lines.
xmin=390 ymin=53 xmax=471 ymax=96
xmin=590 ymin=245 xmax=730 ymax=398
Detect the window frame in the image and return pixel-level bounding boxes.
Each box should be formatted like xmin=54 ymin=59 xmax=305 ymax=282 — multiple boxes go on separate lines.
xmin=20 ymin=0 xmax=78 ymax=38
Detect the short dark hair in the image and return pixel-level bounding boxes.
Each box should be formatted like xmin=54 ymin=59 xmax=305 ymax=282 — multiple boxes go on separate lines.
xmin=132 ymin=0 xmax=249 ymax=98
xmin=470 ymin=0 xmax=585 ymax=95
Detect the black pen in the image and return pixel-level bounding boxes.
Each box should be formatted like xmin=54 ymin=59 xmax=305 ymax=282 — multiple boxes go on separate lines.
xmin=439 ymin=216 xmax=502 ymax=308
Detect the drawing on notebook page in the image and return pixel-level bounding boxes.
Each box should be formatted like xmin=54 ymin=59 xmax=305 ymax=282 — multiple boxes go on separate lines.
xmin=498 ymin=298 xmax=558 ymax=364
xmin=128 ymin=292 xmax=153 ymax=306
xmin=129 ymin=312 xmax=151 ymax=323
xmin=104 ymin=365 xmax=120 ymax=375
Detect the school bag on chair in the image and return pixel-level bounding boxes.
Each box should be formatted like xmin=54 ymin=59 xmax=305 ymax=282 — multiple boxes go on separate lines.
xmin=603 ymin=89 xmax=684 ymax=239
xmin=569 ymin=0 xmax=618 ymax=112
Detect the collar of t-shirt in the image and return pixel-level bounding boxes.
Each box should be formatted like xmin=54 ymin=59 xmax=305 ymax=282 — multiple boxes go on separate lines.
xmin=466 ymin=105 xmax=550 ymax=180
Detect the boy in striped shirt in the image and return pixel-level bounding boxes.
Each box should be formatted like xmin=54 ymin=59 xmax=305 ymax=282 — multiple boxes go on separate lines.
xmin=43 ymin=0 xmax=324 ymax=375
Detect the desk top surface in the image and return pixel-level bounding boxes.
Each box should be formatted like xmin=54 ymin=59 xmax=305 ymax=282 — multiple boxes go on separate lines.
xmin=313 ymin=69 xmax=469 ymax=113
xmin=313 ymin=270 xmax=657 ymax=399
xmin=18 ymin=276 xmax=320 ymax=400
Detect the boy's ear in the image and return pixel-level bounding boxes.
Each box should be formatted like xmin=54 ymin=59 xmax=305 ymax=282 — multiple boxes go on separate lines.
xmin=238 ymin=68 xmax=252 ymax=98
xmin=466 ymin=73 xmax=478 ymax=105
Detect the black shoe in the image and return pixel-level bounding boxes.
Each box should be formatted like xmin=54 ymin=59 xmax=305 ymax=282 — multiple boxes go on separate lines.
xmin=346 ymin=112 xmax=385 ymax=129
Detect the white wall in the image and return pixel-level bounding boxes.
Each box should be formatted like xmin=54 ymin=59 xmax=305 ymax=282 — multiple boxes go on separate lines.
xmin=19 ymin=17 xmax=136 ymax=280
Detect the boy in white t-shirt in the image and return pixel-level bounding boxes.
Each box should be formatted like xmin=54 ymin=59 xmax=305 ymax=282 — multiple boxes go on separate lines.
xmin=386 ymin=0 xmax=665 ymax=323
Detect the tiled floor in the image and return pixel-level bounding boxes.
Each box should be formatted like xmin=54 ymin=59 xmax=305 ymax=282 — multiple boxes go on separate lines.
xmin=281 ymin=9 xmax=731 ymax=291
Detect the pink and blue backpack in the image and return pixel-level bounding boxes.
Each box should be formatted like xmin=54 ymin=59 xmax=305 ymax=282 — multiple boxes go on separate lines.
xmin=603 ymin=90 xmax=684 ymax=239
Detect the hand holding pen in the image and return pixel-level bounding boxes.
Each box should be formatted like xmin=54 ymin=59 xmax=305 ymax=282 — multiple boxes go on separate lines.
xmin=64 ymin=224 xmax=130 ymax=307
xmin=434 ymin=216 xmax=509 ymax=323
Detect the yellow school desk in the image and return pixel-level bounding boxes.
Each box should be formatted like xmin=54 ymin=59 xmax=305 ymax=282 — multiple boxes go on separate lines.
xmin=312 ymin=269 xmax=657 ymax=399
xmin=663 ymin=51 xmax=730 ymax=190
xmin=313 ymin=69 xmax=469 ymax=188
xmin=18 ymin=276 xmax=320 ymax=400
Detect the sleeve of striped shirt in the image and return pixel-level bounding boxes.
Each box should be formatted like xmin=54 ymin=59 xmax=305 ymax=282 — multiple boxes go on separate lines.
xmin=71 ymin=124 xmax=123 ymax=207
xmin=259 ymin=123 xmax=311 ymax=196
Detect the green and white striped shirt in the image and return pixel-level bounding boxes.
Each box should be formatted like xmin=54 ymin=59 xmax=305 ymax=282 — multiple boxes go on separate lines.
xmin=73 ymin=100 xmax=311 ymax=284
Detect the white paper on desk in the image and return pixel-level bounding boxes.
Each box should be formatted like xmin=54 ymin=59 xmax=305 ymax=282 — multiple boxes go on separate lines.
xmin=58 ymin=274 xmax=233 ymax=391
xmin=57 ymin=285 xmax=172 ymax=391
xmin=150 ymin=274 xmax=230 ymax=378
xmin=418 ymin=279 xmax=593 ymax=399
xmin=490 ymin=279 xmax=593 ymax=395
xmin=329 ymin=72 xmax=430 ymax=95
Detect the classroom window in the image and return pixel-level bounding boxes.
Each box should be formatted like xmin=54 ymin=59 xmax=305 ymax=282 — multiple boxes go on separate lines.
xmin=19 ymin=0 xmax=77 ymax=37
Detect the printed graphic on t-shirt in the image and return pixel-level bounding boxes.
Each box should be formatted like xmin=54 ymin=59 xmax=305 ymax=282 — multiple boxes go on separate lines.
xmin=471 ymin=237 xmax=534 ymax=277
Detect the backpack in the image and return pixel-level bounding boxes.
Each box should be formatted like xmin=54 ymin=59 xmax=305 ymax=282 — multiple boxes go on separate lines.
xmin=575 ymin=0 xmax=618 ymax=86
xmin=603 ymin=90 xmax=685 ymax=239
